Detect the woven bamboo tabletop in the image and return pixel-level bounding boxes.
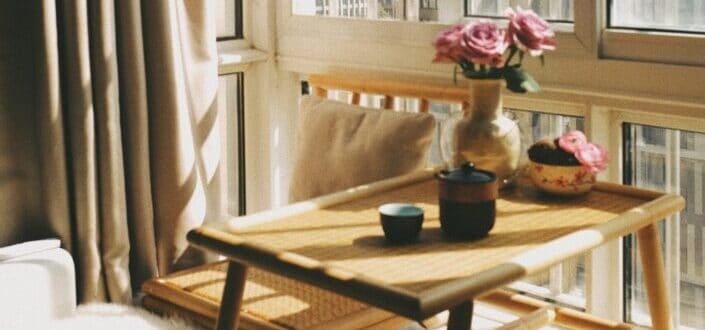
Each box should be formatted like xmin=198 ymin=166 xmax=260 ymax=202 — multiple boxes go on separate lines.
xmin=144 ymin=261 xmax=387 ymax=329
xmin=229 ymin=179 xmax=642 ymax=293
xmin=189 ymin=171 xmax=684 ymax=320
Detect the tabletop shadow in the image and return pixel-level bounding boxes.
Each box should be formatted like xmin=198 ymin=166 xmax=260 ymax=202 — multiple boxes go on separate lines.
xmin=286 ymin=224 xmax=589 ymax=262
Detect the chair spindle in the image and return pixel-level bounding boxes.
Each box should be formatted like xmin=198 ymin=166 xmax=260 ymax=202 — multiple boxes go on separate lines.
xmin=351 ymin=92 xmax=361 ymax=105
xmin=420 ymin=99 xmax=429 ymax=113
xmin=383 ymin=95 xmax=394 ymax=109
xmin=313 ymin=86 xmax=328 ymax=98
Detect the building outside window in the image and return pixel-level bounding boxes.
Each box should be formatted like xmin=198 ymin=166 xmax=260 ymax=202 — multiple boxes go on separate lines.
xmin=466 ymin=0 xmax=572 ymax=21
xmin=625 ymin=125 xmax=705 ymax=329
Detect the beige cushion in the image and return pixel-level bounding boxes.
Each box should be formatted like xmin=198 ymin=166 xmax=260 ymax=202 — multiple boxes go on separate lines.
xmin=289 ymin=95 xmax=436 ymax=202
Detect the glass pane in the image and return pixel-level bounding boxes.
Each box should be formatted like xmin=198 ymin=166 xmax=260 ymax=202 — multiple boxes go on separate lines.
xmin=611 ymin=0 xmax=705 ymax=33
xmin=626 ymin=124 xmax=705 ymax=329
xmin=467 ymin=0 xmax=573 ymax=21
xmin=219 ymin=74 xmax=246 ymax=216
xmin=506 ymin=109 xmax=586 ymax=307
xmin=217 ymin=0 xmax=243 ymax=39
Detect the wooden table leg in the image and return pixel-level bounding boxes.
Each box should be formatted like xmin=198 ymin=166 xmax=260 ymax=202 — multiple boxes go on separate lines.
xmin=447 ymin=300 xmax=474 ymax=330
xmin=637 ymin=223 xmax=672 ymax=330
xmin=216 ymin=261 xmax=248 ymax=330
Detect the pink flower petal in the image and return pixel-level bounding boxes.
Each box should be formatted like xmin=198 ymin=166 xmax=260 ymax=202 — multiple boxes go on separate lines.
xmin=558 ymin=130 xmax=588 ymax=153
xmin=506 ymin=8 xmax=556 ymax=57
xmin=575 ymin=143 xmax=609 ymax=173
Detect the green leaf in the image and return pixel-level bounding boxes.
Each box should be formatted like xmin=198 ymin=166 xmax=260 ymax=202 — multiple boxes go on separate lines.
xmin=486 ymin=67 xmax=504 ymax=79
xmin=463 ymin=70 xmax=490 ymax=79
xmin=503 ymin=66 xmax=541 ymax=93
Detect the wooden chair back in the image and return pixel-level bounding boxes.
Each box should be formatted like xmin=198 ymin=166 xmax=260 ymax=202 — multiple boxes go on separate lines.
xmin=308 ymin=74 xmax=470 ymax=112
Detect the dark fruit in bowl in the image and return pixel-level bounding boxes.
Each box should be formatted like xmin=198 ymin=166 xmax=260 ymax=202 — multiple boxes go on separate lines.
xmin=528 ymin=138 xmax=581 ymax=166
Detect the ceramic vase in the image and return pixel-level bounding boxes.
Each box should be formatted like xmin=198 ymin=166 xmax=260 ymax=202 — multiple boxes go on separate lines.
xmin=450 ymin=79 xmax=521 ymax=188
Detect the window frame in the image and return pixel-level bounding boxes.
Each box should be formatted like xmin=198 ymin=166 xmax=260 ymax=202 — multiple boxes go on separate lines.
xmin=217 ymin=0 xmax=245 ymax=41
xmin=216 ymin=0 xmax=272 ymax=214
xmin=279 ymin=0 xmax=705 ymax=103
xmin=217 ymin=0 xmax=249 ymax=216
xmin=280 ymin=0 xmax=596 ymax=61
xmin=601 ymin=0 xmax=705 ymax=67
xmin=621 ymin=122 xmax=693 ymax=328
xmin=217 ymin=0 xmax=268 ymax=75
xmin=601 ymin=29 xmax=705 ymax=67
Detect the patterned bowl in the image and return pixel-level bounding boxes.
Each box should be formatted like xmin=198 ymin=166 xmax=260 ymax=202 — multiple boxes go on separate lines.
xmin=528 ymin=161 xmax=596 ymax=195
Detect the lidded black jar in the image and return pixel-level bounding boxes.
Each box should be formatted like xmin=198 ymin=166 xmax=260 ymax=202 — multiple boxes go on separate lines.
xmin=436 ymin=162 xmax=498 ymax=240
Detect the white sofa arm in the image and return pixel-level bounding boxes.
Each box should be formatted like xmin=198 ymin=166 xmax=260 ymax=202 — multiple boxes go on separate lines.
xmin=0 ymin=239 xmax=77 ymax=329
xmin=0 ymin=238 xmax=61 ymax=261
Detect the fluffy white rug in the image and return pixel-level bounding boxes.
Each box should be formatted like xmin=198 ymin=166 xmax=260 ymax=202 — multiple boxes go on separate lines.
xmin=4 ymin=303 xmax=200 ymax=330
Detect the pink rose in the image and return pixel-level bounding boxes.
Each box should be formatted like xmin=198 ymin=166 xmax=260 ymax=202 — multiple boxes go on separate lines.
xmin=457 ymin=21 xmax=507 ymax=67
xmin=432 ymin=24 xmax=465 ymax=63
xmin=575 ymin=143 xmax=609 ymax=173
xmin=558 ymin=130 xmax=588 ymax=153
xmin=506 ymin=8 xmax=556 ymax=56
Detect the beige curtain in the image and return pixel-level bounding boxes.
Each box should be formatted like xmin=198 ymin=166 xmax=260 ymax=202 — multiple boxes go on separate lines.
xmin=26 ymin=0 xmax=220 ymax=303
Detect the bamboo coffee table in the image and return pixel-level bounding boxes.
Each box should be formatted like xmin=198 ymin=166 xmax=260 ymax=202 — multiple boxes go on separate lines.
xmin=188 ymin=169 xmax=684 ymax=330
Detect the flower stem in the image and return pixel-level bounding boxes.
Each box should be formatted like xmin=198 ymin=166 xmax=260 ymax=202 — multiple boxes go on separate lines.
xmin=504 ymin=45 xmax=518 ymax=68
xmin=519 ymin=51 xmax=525 ymax=66
xmin=453 ymin=65 xmax=458 ymax=85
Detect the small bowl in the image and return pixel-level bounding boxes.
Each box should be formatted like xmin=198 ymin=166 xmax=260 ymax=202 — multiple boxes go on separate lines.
xmin=378 ymin=203 xmax=424 ymax=243
xmin=528 ymin=161 xmax=596 ymax=196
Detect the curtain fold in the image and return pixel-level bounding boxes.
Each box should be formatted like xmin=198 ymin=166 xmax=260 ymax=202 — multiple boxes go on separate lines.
xmin=114 ymin=0 xmax=159 ymax=295
xmin=25 ymin=0 xmax=219 ymax=303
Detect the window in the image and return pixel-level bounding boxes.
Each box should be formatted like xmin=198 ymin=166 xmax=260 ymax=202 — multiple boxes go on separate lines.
xmin=624 ymin=124 xmax=705 ymax=329
xmin=603 ymin=0 xmax=705 ymax=66
xmin=610 ymin=0 xmax=705 ymax=33
xmin=421 ymin=0 xmax=438 ymax=10
xmin=217 ymin=0 xmax=249 ymax=215
xmin=272 ymin=0 xmax=705 ymax=324
xmin=508 ymin=110 xmax=587 ymax=308
xmin=218 ymin=74 xmax=247 ymax=216
xmin=466 ymin=0 xmax=573 ymax=22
